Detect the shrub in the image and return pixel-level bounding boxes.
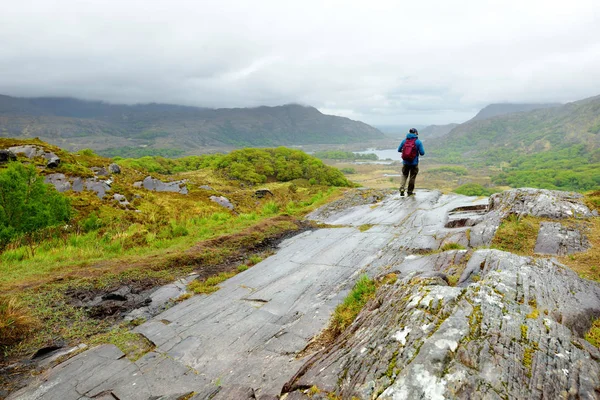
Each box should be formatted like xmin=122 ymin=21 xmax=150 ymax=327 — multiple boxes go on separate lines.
xmin=0 ymin=297 xmax=38 ymax=346
xmin=453 ymin=183 xmax=498 ymax=197
xmin=340 ymin=167 xmax=356 ymax=174
xmin=80 ymin=212 xmax=103 ymax=232
xmin=0 ymin=163 xmax=71 ymax=248
xmin=262 ymin=201 xmax=279 ymax=216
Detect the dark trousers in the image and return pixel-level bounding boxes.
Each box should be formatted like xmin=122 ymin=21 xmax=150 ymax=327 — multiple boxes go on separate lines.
xmin=400 ymin=164 xmax=419 ymax=194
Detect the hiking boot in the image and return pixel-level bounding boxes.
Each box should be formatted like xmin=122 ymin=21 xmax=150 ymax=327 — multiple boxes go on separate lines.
xmin=399 ymin=189 xmax=404 ymax=196
xmin=407 ymin=192 xmax=415 ymax=196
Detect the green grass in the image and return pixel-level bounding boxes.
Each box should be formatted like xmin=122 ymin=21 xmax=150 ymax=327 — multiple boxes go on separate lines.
xmin=491 ymin=215 xmax=540 ymax=255
xmin=188 ymin=272 xmax=237 ymax=294
xmin=440 ymin=242 xmax=466 ymax=251
xmin=331 ymin=275 xmax=377 ymax=336
xmin=585 ymin=318 xmax=600 ymax=347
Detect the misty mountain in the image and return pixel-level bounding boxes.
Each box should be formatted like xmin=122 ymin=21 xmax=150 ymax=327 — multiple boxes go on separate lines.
xmin=469 ymin=103 xmax=562 ymax=122
xmin=0 ymin=95 xmax=384 ymax=154
xmin=419 ymin=123 xmax=459 ymax=139
xmin=430 ymin=94 xmax=600 ymax=163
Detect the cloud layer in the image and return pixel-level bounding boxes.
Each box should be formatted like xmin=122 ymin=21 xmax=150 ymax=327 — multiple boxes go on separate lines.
xmin=2 ymin=0 xmax=600 ymax=124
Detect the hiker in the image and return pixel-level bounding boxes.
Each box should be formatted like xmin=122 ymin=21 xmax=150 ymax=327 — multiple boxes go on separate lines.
xmin=397 ymin=128 xmax=425 ymax=196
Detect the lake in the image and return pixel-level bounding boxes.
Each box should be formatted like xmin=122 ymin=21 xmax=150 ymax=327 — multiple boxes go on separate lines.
xmin=354 ymin=148 xmax=400 ymax=162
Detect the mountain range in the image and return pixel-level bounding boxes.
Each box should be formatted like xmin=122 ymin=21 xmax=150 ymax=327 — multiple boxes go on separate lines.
xmin=429 ymin=95 xmax=600 ymax=161
xmin=0 ymin=95 xmax=384 ymax=156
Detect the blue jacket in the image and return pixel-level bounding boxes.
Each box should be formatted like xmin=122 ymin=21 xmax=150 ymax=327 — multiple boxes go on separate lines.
xmin=398 ymin=133 xmax=425 ymax=166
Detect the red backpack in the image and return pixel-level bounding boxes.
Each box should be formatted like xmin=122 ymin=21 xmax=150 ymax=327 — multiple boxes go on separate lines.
xmin=402 ymin=138 xmax=418 ymax=161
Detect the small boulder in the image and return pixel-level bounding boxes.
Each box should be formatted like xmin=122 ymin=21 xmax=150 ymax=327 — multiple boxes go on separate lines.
xmin=46 ymin=157 xmax=61 ymax=168
xmin=199 ymin=185 xmax=214 ymax=191
xmin=210 ymin=195 xmax=234 ymax=210
xmin=0 ymin=150 xmax=16 ymax=163
xmin=108 ymin=163 xmax=121 ymax=174
xmin=255 ymin=188 xmax=274 ymax=198
xmin=91 ymin=167 xmax=109 ymax=176
xmin=113 ymin=193 xmax=130 ymax=206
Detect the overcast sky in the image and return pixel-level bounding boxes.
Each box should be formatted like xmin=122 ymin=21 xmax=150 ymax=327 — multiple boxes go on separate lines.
xmin=1 ymin=0 xmax=600 ymax=125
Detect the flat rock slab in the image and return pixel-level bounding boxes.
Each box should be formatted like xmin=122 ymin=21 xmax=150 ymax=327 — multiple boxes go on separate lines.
xmin=534 ymin=221 xmax=590 ymax=255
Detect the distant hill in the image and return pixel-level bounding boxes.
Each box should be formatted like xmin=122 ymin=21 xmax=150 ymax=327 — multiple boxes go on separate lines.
xmin=429 ymin=95 xmax=600 ymax=191
xmin=0 ymin=95 xmax=384 ymax=155
xmin=469 ymin=103 xmax=561 ymax=122
xmin=419 ymin=123 xmax=459 ymax=139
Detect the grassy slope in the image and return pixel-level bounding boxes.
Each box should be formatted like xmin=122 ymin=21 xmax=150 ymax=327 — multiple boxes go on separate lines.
xmin=428 ymin=95 xmax=600 ymax=191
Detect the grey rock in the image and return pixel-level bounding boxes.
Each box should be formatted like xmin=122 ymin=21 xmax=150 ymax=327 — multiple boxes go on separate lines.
xmin=209 ymin=195 xmax=234 ymax=210
xmin=468 ymin=188 xmax=594 ymax=248
xmin=91 ymin=167 xmax=108 ymax=176
xmin=84 ymin=179 xmax=111 ymax=199
xmin=112 ymin=193 xmax=130 ymax=207
xmin=489 ymin=188 xmax=593 ymax=219
xmin=133 ymin=181 xmax=143 ymax=188
xmin=199 ymin=185 xmax=214 ymax=191
xmin=284 ymin=250 xmax=600 ymax=399
xmin=108 ymin=163 xmax=121 ymax=174
xmin=46 ymin=156 xmax=60 ymax=168
xmin=0 ymin=149 xmax=17 ymax=162
xmin=125 ymin=274 xmax=198 ymax=322
xmin=9 ymin=145 xmax=43 ymax=159
xmin=534 ymin=221 xmax=590 ymax=255
xmin=141 ymin=176 xmax=188 ymax=194
xmin=44 ymin=173 xmax=71 ymax=193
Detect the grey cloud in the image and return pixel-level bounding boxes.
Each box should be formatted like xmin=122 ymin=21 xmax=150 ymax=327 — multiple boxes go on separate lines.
xmin=1 ymin=0 xmax=600 ymax=125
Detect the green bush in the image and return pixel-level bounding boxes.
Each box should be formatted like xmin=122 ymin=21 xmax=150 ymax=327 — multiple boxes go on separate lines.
xmin=80 ymin=212 xmax=103 ymax=232
xmin=453 ymin=183 xmax=498 ymax=197
xmin=0 ymin=163 xmax=71 ymax=248
xmin=214 ymin=148 xmax=352 ymax=186
xmin=340 ymin=167 xmax=356 ymax=174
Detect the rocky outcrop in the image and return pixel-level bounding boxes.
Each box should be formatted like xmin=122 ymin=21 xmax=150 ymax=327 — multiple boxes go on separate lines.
xmin=283 ymin=189 xmax=600 ymax=399
xmin=8 ymin=189 xmax=600 ymax=400
xmin=8 ymin=145 xmax=60 ymax=168
xmin=134 ymin=176 xmax=188 ymax=194
xmin=44 ymin=173 xmax=111 ymax=199
xmin=283 ymin=250 xmax=600 ymax=399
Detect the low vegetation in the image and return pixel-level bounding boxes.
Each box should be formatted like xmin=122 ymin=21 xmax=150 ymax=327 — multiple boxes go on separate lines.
xmin=453 ymin=183 xmax=500 ymax=197
xmin=491 ymin=215 xmax=541 ymax=256
xmin=331 ymin=274 xmax=377 ymax=336
xmin=313 ymin=150 xmax=378 ymax=161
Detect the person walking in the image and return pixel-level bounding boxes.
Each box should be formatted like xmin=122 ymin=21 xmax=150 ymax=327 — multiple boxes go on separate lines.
xmin=397 ymin=128 xmax=425 ymax=196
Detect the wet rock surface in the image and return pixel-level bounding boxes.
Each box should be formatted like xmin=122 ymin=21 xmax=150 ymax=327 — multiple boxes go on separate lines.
xmin=9 ymin=189 xmax=600 ymax=400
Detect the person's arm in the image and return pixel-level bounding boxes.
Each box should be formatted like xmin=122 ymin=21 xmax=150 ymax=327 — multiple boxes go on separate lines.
xmin=418 ymin=140 xmax=425 ymax=156
xmin=398 ymin=139 xmax=405 ymax=152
